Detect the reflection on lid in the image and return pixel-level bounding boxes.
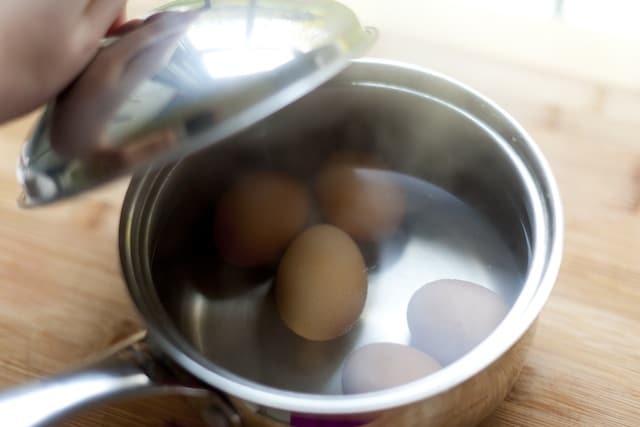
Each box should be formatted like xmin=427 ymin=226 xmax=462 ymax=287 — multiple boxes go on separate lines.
xmin=202 ymin=49 xmax=295 ymax=78
xmin=186 ymin=9 xmax=312 ymax=78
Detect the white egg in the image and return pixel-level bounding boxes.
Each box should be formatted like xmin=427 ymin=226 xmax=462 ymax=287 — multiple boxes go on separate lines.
xmin=342 ymin=343 xmax=440 ymax=394
xmin=407 ymin=279 xmax=509 ymax=366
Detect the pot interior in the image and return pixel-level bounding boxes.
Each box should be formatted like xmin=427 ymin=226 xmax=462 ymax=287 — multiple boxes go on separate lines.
xmin=137 ymin=70 xmax=538 ymax=396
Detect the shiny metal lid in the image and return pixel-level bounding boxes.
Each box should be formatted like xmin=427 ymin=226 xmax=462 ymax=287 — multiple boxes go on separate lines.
xmin=18 ymin=0 xmax=375 ymax=206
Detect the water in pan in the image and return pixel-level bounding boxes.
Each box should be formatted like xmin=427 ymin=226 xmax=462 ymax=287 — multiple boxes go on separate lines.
xmin=151 ymin=163 xmax=525 ymax=395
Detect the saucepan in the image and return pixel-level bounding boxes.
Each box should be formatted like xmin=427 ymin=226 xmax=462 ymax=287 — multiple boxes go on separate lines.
xmin=0 ymin=0 xmax=562 ymax=425
xmin=0 ymin=58 xmax=562 ymax=426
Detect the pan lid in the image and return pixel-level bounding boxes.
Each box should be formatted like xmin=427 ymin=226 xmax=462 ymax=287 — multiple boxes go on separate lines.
xmin=17 ymin=0 xmax=375 ymax=206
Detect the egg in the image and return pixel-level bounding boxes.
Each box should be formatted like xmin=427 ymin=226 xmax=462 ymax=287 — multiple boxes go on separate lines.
xmin=315 ymin=151 xmax=406 ymax=241
xmin=407 ymin=279 xmax=509 ymax=366
xmin=276 ymin=224 xmax=367 ymax=341
xmin=342 ymin=342 xmax=441 ymax=394
xmin=214 ymin=171 xmax=309 ymax=268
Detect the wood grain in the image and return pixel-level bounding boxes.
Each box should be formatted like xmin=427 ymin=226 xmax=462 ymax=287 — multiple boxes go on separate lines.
xmin=1 ymin=1 xmax=639 ymax=426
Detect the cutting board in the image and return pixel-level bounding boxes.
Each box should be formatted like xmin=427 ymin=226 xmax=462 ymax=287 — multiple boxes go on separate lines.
xmin=0 ymin=1 xmax=639 ymax=426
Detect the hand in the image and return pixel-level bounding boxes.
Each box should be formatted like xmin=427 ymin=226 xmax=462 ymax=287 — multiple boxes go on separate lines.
xmin=51 ymin=11 xmax=198 ymax=160
xmin=0 ymin=1 xmax=126 ymax=122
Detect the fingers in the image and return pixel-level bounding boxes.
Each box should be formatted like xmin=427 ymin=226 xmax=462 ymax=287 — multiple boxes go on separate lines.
xmin=107 ymin=19 xmax=145 ymax=37
xmin=107 ymin=12 xmax=128 ymax=36
xmin=124 ymin=32 xmax=183 ymax=83
xmin=84 ymin=0 xmax=128 ymax=35
xmin=106 ymin=11 xmax=198 ymax=63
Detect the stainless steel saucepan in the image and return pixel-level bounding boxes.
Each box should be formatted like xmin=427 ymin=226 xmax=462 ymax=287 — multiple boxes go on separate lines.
xmin=0 ymin=58 xmax=562 ymax=426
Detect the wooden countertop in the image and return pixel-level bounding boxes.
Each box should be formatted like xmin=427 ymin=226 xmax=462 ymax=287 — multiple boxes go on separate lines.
xmin=1 ymin=1 xmax=639 ymax=426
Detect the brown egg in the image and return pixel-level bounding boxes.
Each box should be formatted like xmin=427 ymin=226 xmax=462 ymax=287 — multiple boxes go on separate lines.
xmin=315 ymin=151 xmax=406 ymax=241
xmin=276 ymin=224 xmax=367 ymax=341
xmin=342 ymin=343 xmax=441 ymax=394
xmin=214 ymin=171 xmax=309 ymax=268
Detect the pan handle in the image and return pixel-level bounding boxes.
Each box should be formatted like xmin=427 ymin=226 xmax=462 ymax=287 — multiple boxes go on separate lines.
xmin=0 ymin=332 xmax=239 ymax=427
